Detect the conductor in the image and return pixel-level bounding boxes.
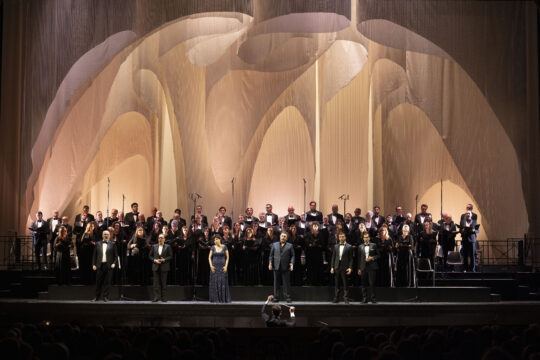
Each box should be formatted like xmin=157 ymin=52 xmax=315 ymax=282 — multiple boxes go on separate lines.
xmin=261 ymin=295 xmax=296 ymax=327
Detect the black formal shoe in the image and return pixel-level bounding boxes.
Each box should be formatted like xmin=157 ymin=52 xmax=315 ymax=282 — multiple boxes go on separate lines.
xmin=103 ymin=297 xmax=109 ymax=302
xmin=271 ymin=298 xmax=279 ymax=303
xmin=371 ymin=299 xmax=377 ymax=304
xmin=91 ymin=298 xmax=98 ymax=302
xmin=362 ymin=298 xmax=368 ymax=304
xmin=344 ymin=299 xmax=349 ymax=304
xmin=332 ymin=298 xmax=339 ymax=303
xmin=152 ymin=298 xmax=159 ymax=302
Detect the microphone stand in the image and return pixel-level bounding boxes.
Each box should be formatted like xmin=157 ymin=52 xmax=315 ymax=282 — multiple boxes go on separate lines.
xmin=231 ymin=178 xmax=235 ymax=224
xmin=303 ymin=178 xmax=306 ymax=218
xmin=106 ymin=177 xmax=110 ymax=228
xmin=338 ymin=194 xmax=349 ymax=215
xmin=189 ymin=193 xmax=204 ymax=301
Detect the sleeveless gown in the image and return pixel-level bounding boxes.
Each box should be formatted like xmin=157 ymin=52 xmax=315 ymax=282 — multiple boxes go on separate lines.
xmin=209 ymin=245 xmax=231 ymax=303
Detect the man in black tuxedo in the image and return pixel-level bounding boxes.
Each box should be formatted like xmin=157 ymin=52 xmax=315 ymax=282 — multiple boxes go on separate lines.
xmin=217 ymin=206 xmax=232 ymax=229
xmin=264 ymin=203 xmax=279 ymax=227
xmin=47 ymin=210 xmax=61 ymax=267
xmin=269 ymin=232 xmax=295 ymax=303
xmin=125 ymin=202 xmax=141 ymax=235
xmin=29 ymin=211 xmax=50 ymax=270
xmin=75 ymin=205 xmax=95 ymax=223
xmin=414 ymin=204 xmax=432 ymax=234
xmin=330 ymin=233 xmax=353 ymax=304
xmin=92 ymin=230 xmax=119 ymax=301
xmin=149 ymin=234 xmax=173 ymax=302
xmin=285 ymin=206 xmax=301 ymax=227
xmin=372 ymin=206 xmax=384 ymax=229
xmin=306 ymin=201 xmax=323 ymax=223
xmin=358 ymin=233 xmax=379 ymax=303
xmin=244 ymin=207 xmax=258 ymax=227
xmin=328 ymin=204 xmax=345 ymax=227
xmin=261 ymin=295 xmax=296 ymax=327
xmin=460 ymin=204 xmax=478 ymax=272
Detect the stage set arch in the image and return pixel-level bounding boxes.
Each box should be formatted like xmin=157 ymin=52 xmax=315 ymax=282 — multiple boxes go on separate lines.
xmin=0 ymin=0 xmax=538 ymax=249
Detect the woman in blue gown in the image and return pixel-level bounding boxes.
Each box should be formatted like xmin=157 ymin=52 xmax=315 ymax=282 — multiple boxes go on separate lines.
xmin=208 ymin=234 xmax=231 ymax=303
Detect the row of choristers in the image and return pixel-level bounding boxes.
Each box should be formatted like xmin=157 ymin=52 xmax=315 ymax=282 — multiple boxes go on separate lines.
xmin=29 ymin=200 xmax=479 ymax=287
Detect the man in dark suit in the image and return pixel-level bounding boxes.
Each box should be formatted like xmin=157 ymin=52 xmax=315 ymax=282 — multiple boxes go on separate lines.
xmin=243 ymin=207 xmax=258 ymax=227
xmin=285 ymin=206 xmax=301 ymax=227
xmin=327 ymin=204 xmax=345 ymax=227
xmin=414 ymin=204 xmax=432 ymax=234
xmin=372 ymin=206 xmax=384 ymax=229
xmin=125 ymin=202 xmax=141 ymax=235
xmin=29 ymin=211 xmax=50 ymax=270
xmin=269 ymin=232 xmax=295 ymax=303
xmin=392 ymin=206 xmax=406 ymax=225
xmin=92 ymin=230 xmax=119 ymax=301
xmin=217 ymin=206 xmax=233 ymax=229
xmin=149 ymin=234 xmax=173 ymax=302
xmin=261 ymin=295 xmax=296 ymax=327
xmin=358 ymin=233 xmax=379 ymax=303
xmin=459 ymin=204 xmax=478 ymax=272
xmin=331 ymin=233 xmax=353 ymax=304
xmin=264 ymin=204 xmax=279 ymax=227
xmin=305 ymin=201 xmax=323 ymax=223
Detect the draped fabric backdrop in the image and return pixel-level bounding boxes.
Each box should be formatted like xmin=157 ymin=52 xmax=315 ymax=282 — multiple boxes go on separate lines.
xmin=1 ymin=1 xmax=539 ymax=250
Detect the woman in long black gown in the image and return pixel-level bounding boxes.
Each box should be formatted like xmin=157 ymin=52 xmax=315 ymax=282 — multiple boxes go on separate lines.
xmin=195 ymin=228 xmax=212 ymax=285
xmin=418 ymin=222 xmax=437 ymax=263
xmin=242 ymin=227 xmax=259 ymax=285
xmin=127 ymin=226 xmax=147 ymax=285
xmin=208 ymin=235 xmax=231 ymax=303
xmin=54 ymin=226 xmax=72 ymax=285
xmin=376 ymin=225 xmax=394 ymax=287
xmin=230 ymin=222 xmax=244 ymax=285
xmin=80 ymin=223 xmax=97 ymax=284
xmin=174 ymin=225 xmax=192 ymax=285
xmin=289 ymin=224 xmax=305 ymax=286
xmin=260 ymin=227 xmax=277 ymax=285
xmin=305 ymin=222 xmax=325 ymax=285
xmin=396 ymin=224 xmax=415 ymax=287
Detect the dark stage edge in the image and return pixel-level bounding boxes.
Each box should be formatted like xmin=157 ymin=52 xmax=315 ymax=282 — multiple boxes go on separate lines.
xmin=39 ymin=285 xmax=494 ymax=302
xmin=1 ymin=299 xmax=540 ymax=328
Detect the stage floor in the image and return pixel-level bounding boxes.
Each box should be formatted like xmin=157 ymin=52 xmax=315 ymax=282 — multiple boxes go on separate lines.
xmin=1 ymin=299 xmax=539 ymax=328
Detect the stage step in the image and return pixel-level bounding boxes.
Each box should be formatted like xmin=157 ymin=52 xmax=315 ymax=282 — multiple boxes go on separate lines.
xmin=41 ymin=285 xmax=493 ymax=303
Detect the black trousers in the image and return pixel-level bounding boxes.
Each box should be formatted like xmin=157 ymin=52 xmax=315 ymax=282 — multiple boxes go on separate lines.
xmin=34 ymin=236 xmax=47 ymax=268
xmin=153 ymin=270 xmax=168 ymax=300
xmin=361 ymin=268 xmax=377 ymax=300
xmin=462 ymin=239 xmax=476 ymax=272
xmin=334 ymin=265 xmax=349 ymax=300
xmin=95 ymin=263 xmax=113 ymax=299
xmin=273 ymin=269 xmax=291 ymax=300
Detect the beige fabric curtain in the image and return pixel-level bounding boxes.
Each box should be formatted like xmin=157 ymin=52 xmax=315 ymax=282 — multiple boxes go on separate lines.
xmin=0 ymin=0 xmax=538 ymax=248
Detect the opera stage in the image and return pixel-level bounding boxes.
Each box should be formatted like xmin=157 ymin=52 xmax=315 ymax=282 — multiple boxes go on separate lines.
xmin=1 ymin=298 xmax=540 ymax=329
